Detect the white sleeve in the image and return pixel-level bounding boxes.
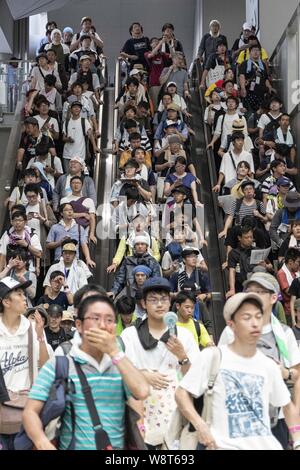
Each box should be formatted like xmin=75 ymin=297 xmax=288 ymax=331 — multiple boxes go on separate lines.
xmin=218 ymin=326 xmax=234 ymax=346
xmin=54 ymin=157 xmax=63 ymax=174
xmin=162 ymin=251 xmax=172 ymax=270
xmin=51 ymin=118 xmax=59 ymax=133
xmin=9 ymin=187 xmax=18 ymax=203
xmin=286 ymin=327 xmax=300 ymax=366
xmin=43 ymin=265 xmax=53 ymax=286
xmin=268 ymin=359 xmax=291 ymax=408
xmin=0 ymin=233 xmax=8 ymax=255
xmin=31 ymin=234 xmax=42 ymax=251
xmin=214 ymin=115 xmax=223 ymax=136
xmin=179 ymin=348 xmax=217 ymax=398
xmin=258 ymin=114 xmax=268 ymax=130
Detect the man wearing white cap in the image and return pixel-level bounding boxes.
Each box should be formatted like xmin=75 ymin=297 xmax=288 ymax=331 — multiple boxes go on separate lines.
xmin=108 ymin=235 xmax=161 ymax=299
xmin=176 ymin=292 xmax=300 ymax=450
xmin=70 ymin=17 xmax=103 ymax=54
xmin=232 ymin=22 xmax=254 ymax=61
xmin=219 ymin=272 xmax=300 ymax=449
xmin=197 ymin=20 xmax=228 ymax=64
xmin=62 ymin=27 xmax=73 ymax=48
xmin=53 ymin=156 xmax=96 ymax=211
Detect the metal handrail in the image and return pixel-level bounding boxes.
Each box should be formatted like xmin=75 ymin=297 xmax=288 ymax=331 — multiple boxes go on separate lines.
xmin=94 ymin=56 xmax=107 ymax=191
xmin=193 ymin=59 xmax=228 ymax=294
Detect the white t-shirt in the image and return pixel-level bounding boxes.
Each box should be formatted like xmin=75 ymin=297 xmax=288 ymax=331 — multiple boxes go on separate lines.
xmin=220 ymin=150 xmax=254 ymax=184
xmin=162 ymin=248 xmax=204 ymax=271
xmin=25 ymin=203 xmax=41 ymax=239
xmin=258 ymin=113 xmax=283 ymax=130
xmin=215 ymin=113 xmax=246 ymax=139
xmin=27 ymin=155 xmax=63 ymax=188
xmin=179 ymin=345 xmax=290 ymax=450
xmin=35 ymin=115 xmax=59 ymax=134
xmin=0 ymin=315 xmax=53 ymax=391
xmin=121 ymin=324 xmax=200 ymax=373
xmin=62 ymin=117 xmax=91 ymax=160
xmin=0 ymin=229 xmax=42 ymax=272
xmin=9 ymin=186 xmax=48 ymax=205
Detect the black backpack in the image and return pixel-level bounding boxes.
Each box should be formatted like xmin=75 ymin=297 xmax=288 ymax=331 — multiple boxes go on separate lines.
xmin=263 ymin=113 xmax=281 ymax=141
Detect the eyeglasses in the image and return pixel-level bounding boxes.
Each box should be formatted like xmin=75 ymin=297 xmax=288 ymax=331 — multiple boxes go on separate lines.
xmin=83 ymin=316 xmax=115 ymax=324
xmin=146 ymin=297 xmax=170 ymax=305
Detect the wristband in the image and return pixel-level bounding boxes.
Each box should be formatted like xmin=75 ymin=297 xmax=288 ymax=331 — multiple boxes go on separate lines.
xmin=138 ymin=423 xmax=145 ymax=433
xmin=289 ymin=425 xmax=300 ymax=434
xmin=111 ymin=351 xmax=125 ymax=366
xmin=37 ymin=336 xmax=45 ymax=343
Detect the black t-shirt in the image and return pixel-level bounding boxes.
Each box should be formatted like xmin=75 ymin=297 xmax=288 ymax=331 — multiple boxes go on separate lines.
xmin=0 ymin=365 xmax=9 ymax=403
xmin=45 ymin=327 xmax=67 ymax=351
xmin=37 ymin=292 xmax=70 ymax=310
xmin=122 ymin=37 xmax=151 ymax=69
xmin=288 ymin=278 xmax=300 ymax=299
xmin=205 ymin=52 xmax=232 ymax=71
xmin=19 ymin=132 xmax=55 ymax=167
xmin=279 ymin=236 xmax=300 ymax=258
xmin=228 ymin=246 xmax=253 ymax=292
xmin=239 ymin=60 xmax=268 ymax=95
xmin=225 ymin=226 xmax=270 ymax=250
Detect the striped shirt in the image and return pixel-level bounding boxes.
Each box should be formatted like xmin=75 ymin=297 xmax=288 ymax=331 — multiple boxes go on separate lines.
xmin=29 ymin=346 xmax=130 ymax=450
xmin=261 ymin=176 xmax=295 ymax=194
xmin=229 ymin=199 xmax=266 ymax=222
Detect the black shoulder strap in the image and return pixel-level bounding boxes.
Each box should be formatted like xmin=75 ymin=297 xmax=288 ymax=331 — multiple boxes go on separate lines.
xmin=229 ymin=151 xmax=237 ymax=171
xmin=220 ymin=114 xmax=226 ymax=134
xmin=193 ymin=320 xmax=201 ymax=342
xmin=72 ymin=359 xmax=113 ymax=450
xmin=234 ymin=198 xmax=243 ymax=225
xmin=65 ymin=117 xmax=70 ymax=135
xmin=81 ymin=118 xmax=86 ymax=137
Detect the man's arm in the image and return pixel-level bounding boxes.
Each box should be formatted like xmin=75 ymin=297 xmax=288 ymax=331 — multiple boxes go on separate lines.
xmin=175 ymin=386 xmax=217 ymax=449
xmin=23 ymin=399 xmax=56 ymax=450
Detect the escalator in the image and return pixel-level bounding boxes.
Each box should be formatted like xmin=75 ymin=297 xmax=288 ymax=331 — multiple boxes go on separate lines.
xmin=94 ymin=87 xmax=118 ymax=289
xmin=189 ymin=63 xmax=227 ymax=340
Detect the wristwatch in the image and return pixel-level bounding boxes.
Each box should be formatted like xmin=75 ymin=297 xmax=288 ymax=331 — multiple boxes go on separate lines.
xmin=178 ymin=357 xmax=190 ymax=366
xmin=111 ymin=351 xmax=125 ymax=366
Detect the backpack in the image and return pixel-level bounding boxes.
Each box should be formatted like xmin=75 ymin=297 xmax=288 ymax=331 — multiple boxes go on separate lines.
xmin=263 ymin=113 xmax=281 ymax=141
xmin=14 ymin=356 xmax=76 ymax=450
xmin=233 ymin=198 xmax=266 ymax=232
xmin=167 ymin=242 xmax=183 ymax=262
xmin=69 ymin=197 xmax=90 ymax=228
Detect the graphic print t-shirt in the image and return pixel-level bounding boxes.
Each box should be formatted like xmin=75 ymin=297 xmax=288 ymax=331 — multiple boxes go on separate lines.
xmin=179 ymin=345 xmax=290 ymax=450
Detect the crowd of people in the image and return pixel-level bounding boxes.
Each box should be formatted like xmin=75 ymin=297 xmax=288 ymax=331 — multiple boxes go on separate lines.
xmin=0 ymin=13 xmax=300 ymax=452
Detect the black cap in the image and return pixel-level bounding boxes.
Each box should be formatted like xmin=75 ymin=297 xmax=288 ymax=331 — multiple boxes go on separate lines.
xmin=171 ymin=185 xmax=188 ymax=196
xmin=182 ymin=247 xmax=200 ymax=257
xmin=240 ymin=179 xmax=255 ymax=190
xmin=142 ymin=277 xmax=171 ymax=295
xmin=0 ymin=276 xmax=32 ymax=302
xmin=70 ymin=100 xmax=83 ymax=108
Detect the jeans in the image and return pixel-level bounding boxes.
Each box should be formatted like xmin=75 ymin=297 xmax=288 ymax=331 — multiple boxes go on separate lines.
xmin=0 ymin=434 xmax=17 ymax=450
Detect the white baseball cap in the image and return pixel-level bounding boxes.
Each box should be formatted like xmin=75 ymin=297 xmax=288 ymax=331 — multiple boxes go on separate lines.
xmin=243 ymin=22 xmax=252 ymax=31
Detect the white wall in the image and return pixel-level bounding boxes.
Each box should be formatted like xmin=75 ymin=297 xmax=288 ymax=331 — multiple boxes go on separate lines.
xmin=48 ymin=0 xmax=196 ymax=79
xmin=259 ymin=0 xmax=299 ymax=56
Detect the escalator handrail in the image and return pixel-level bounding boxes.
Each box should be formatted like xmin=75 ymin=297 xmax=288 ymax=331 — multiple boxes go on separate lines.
xmin=192 ymin=59 xmax=228 ymax=294
xmin=94 ymin=56 xmax=107 ymax=191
